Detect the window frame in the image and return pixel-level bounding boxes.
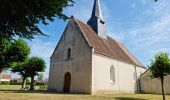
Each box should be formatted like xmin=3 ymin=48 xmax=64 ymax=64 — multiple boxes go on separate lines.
xmin=67 ymin=48 xmax=71 ymax=60
xmin=110 ymin=65 xmax=115 ymax=83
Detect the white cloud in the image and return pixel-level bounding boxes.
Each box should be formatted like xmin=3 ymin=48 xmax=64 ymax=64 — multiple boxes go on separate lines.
xmin=28 ymin=0 xmax=170 ymax=78
xmin=28 ymin=38 xmax=54 ymax=78
xmin=128 ymin=15 xmax=170 ymax=47
xmin=107 ymin=30 xmax=125 ymax=42
xmin=30 ymin=39 xmax=53 ymax=60
xmin=124 ymin=0 xmax=170 ymax=65
xmin=64 ymin=0 xmax=93 ymax=22
xmin=155 ymin=48 xmax=170 ymax=53
xmin=131 ymin=3 xmax=136 ymax=8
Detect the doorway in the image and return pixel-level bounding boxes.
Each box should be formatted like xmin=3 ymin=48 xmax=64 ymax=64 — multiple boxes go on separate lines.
xmin=63 ymin=72 xmax=71 ymax=93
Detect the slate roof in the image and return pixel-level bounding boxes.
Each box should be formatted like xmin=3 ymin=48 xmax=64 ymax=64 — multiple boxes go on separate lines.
xmin=90 ymin=0 xmax=104 ymax=21
xmin=74 ymin=17 xmax=145 ymax=68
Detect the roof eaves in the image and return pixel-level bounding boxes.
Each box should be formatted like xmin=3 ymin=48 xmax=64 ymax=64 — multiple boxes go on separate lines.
xmin=94 ymin=50 xmax=146 ymax=68
xmin=73 ymin=17 xmax=93 ymax=48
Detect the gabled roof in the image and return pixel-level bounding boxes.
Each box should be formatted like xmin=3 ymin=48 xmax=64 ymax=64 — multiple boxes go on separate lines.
xmin=2 ymin=74 xmax=11 ymax=80
xmin=11 ymin=78 xmax=22 ymax=81
xmin=74 ymin=17 xmax=145 ymax=68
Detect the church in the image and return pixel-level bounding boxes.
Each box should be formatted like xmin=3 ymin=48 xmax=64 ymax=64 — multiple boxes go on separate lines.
xmin=48 ymin=0 xmax=147 ymax=94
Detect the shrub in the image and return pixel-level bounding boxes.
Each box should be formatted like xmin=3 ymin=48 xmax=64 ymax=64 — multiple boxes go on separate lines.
xmin=36 ymin=82 xmax=47 ymax=86
xmin=39 ymin=85 xmax=47 ymax=90
xmin=0 ymin=81 xmax=10 ymax=85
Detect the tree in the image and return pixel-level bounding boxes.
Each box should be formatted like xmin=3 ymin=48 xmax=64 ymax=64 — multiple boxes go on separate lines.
xmin=7 ymin=39 xmax=31 ymax=62
xmin=11 ymin=61 xmax=29 ymax=89
xmin=0 ymin=38 xmax=11 ymax=72
xmin=37 ymin=73 xmax=44 ymax=82
xmin=149 ymin=52 xmax=170 ymax=100
xmin=26 ymin=57 xmax=46 ymax=90
xmin=0 ymin=0 xmax=74 ymax=39
xmin=0 ymin=38 xmax=30 ymax=72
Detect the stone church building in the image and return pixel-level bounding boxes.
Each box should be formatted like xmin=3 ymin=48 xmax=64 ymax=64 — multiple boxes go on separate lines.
xmin=48 ymin=0 xmax=146 ymax=94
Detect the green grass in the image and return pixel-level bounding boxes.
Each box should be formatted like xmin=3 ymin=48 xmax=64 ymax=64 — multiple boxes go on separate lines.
xmin=0 ymin=85 xmax=170 ymax=100
xmin=0 ymin=85 xmax=45 ymax=90
xmin=0 ymin=85 xmax=21 ymax=90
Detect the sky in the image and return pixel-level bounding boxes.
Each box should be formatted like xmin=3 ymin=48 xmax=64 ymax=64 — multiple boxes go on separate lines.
xmin=10 ymin=0 xmax=170 ymax=78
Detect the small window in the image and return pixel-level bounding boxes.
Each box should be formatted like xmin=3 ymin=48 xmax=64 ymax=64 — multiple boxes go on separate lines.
xmin=67 ymin=48 xmax=71 ymax=59
xmin=110 ymin=66 xmax=115 ymax=82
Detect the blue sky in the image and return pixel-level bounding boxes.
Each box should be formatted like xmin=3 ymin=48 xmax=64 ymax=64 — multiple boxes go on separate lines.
xmin=11 ymin=0 xmax=170 ymax=78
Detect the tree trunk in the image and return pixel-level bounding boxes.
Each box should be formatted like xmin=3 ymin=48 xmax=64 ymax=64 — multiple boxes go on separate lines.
xmin=0 ymin=69 xmax=2 ymax=73
xmin=161 ymin=77 xmax=166 ymax=100
xmin=0 ymin=70 xmax=2 ymax=84
xmin=21 ymin=77 xmax=26 ymax=89
xmin=30 ymin=76 xmax=35 ymax=90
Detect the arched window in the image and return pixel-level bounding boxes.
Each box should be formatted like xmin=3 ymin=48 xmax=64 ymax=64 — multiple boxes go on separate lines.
xmin=110 ymin=66 xmax=115 ymax=82
xmin=67 ymin=48 xmax=71 ymax=59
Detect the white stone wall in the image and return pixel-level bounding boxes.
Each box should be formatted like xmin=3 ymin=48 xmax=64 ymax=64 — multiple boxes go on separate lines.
xmin=1 ymin=79 xmax=10 ymax=82
xmin=140 ymin=70 xmax=170 ymax=94
xmin=47 ymin=17 xmax=147 ymax=94
xmin=48 ymin=18 xmax=92 ymax=93
xmin=92 ymin=53 xmax=146 ymax=94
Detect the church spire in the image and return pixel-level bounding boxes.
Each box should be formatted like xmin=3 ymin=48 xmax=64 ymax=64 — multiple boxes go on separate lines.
xmin=91 ymin=0 xmax=104 ymax=21
xmin=87 ymin=0 xmax=106 ymax=39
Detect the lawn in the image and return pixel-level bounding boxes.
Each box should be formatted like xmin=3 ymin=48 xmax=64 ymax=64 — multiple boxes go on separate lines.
xmin=0 ymin=85 xmax=43 ymax=90
xmin=0 ymin=85 xmax=170 ymax=100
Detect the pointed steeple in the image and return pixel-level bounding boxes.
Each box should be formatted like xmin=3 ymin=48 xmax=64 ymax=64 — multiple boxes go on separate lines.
xmin=87 ymin=0 xmax=106 ymax=39
xmin=91 ymin=0 xmax=104 ymax=21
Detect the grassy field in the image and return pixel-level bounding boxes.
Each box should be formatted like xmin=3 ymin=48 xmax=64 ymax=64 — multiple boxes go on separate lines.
xmin=0 ymin=85 xmax=170 ymax=100
xmin=0 ymin=85 xmax=43 ymax=90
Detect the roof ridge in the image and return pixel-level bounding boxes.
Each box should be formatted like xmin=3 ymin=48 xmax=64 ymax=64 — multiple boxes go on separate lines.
xmin=72 ymin=17 xmax=145 ymax=68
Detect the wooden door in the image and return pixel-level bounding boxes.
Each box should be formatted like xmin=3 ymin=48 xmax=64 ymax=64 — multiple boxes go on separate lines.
xmin=63 ymin=72 xmax=71 ymax=93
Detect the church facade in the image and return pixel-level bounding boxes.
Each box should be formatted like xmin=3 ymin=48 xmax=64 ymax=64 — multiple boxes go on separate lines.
xmin=48 ymin=0 xmax=146 ymax=94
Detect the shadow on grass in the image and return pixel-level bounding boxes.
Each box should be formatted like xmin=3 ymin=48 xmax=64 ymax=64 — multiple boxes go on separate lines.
xmin=114 ymin=97 xmax=147 ymax=100
xmin=0 ymin=90 xmax=89 ymax=95
xmin=0 ymin=90 xmax=50 ymax=94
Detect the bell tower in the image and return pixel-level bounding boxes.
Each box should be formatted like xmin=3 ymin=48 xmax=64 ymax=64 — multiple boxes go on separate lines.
xmin=87 ymin=0 xmax=106 ymax=39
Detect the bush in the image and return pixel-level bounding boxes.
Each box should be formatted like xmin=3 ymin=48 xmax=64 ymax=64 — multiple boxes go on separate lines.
xmin=9 ymin=82 xmax=22 ymax=85
xmin=0 ymin=81 xmax=10 ymax=85
xmin=39 ymin=85 xmax=47 ymax=90
xmin=36 ymin=82 xmax=46 ymax=85
xmin=8 ymin=82 xmax=31 ymax=85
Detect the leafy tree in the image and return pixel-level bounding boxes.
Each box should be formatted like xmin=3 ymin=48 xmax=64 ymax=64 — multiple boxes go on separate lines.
xmin=0 ymin=38 xmax=11 ymax=72
xmin=149 ymin=52 xmax=170 ymax=100
xmin=0 ymin=38 xmax=30 ymax=72
xmin=11 ymin=61 xmax=29 ymax=89
xmin=0 ymin=0 xmax=74 ymax=39
xmin=37 ymin=73 xmax=44 ymax=82
xmin=7 ymin=39 xmax=31 ymax=62
xmin=26 ymin=57 xmax=46 ymax=90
